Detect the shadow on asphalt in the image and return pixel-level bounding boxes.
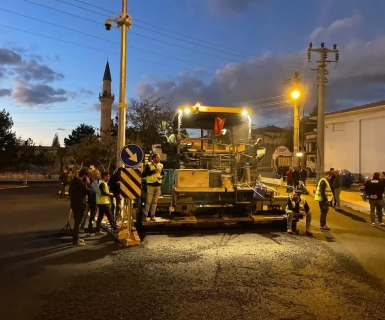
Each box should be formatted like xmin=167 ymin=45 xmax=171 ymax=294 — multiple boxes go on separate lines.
xmin=335 ymin=208 xmax=367 ymax=222
xmin=0 ymin=230 xmax=125 ymax=271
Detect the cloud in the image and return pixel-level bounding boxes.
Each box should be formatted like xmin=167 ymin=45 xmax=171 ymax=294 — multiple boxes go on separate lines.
xmin=14 ymin=59 xmax=64 ymax=83
xmin=0 ymin=48 xmax=22 ymax=64
xmin=310 ymin=13 xmax=363 ymax=41
xmin=0 ymin=88 xmax=12 ymax=97
xmin=79 ymin=88 xmax=94 ymax=96
xmin=12 ymin=80 xmax=68 ymax=106
xmin=208 ymin=0 xmax=266 ymax=15
xmin=56 ymin=128 xmax=66 ymax=131
xmin=134 ymin=33 xmax=385 ymax=123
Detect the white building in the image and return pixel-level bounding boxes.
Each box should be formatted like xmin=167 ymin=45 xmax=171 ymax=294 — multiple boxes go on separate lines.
xmin=324 ymin=100 xmax=385 ymax=179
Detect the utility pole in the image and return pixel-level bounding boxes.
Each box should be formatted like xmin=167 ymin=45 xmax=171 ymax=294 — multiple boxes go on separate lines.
xmin=308 ymin=42 xmax=339 ymax=182
xmin=285 ymin=72 xmax=302 ymax=167
xmin=104 ymin=0 xmax=132 ymax=168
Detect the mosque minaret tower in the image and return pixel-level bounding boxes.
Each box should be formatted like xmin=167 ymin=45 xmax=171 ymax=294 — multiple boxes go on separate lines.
xmin=99 ymin=61 xmax=114 ymax=137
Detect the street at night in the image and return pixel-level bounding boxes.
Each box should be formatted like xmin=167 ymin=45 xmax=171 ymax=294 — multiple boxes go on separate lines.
xmin=1 ymin=185 xmax=384 ymax=320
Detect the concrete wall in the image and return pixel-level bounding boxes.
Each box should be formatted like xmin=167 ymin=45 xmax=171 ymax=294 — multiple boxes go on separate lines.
xmin=325 ymin=107 xmax=385 ymax=178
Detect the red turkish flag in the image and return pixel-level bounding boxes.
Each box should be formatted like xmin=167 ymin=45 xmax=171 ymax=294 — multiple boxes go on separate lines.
xmin=214 ymin=116 xmax=225 ymax=136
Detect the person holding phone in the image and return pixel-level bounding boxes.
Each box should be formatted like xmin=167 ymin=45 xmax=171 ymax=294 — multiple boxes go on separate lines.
xmin=142 ymin=153 xmax=165 ymax=222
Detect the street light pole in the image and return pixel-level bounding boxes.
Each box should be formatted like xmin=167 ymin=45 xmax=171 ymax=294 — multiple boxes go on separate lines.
xmin=308 ymin=43 xmax=339 ymax=182
xmin=286 ymin=72 xmax=302 ymax=168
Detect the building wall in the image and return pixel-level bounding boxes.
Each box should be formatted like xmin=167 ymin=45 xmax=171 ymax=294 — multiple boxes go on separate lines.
xmin=325 ymin=108 xmax=385 ymax=178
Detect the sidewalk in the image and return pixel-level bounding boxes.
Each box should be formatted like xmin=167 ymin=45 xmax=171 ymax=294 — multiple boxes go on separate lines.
xmin=270 ymin=185 xmax=370 ymax=215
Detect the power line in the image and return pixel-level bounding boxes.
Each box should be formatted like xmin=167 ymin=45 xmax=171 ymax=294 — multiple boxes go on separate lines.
xmin=69 ymin=0 xmax=299 ymax=69
xmin=23 ymin=0 xmax=293 ymax=73
xmin=0 ymin=9 xmax=279 ymax=78
xmin=0 ymin=22 xmax=250 ymax=78
xmin=55 ymin=0 xmax=297 ymax=71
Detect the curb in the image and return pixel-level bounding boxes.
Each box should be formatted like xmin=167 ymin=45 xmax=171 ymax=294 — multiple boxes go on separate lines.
xmin=340 ymin=200 xmax=370 ymax=215
xmin=0 ymin=185 xmax=29 ymax=190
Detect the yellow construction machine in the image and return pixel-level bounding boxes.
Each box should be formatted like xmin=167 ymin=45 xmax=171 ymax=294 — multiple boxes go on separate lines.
xmin=138 ymin=104 xmax=293 ymax=230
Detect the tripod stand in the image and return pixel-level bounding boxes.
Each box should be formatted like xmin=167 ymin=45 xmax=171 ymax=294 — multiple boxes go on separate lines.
xmin=58 ymin=209 xmax=73 ymax=235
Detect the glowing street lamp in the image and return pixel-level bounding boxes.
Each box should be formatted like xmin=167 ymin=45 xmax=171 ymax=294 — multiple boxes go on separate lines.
xmin=291 ymin=90 xmax=301 ymax=100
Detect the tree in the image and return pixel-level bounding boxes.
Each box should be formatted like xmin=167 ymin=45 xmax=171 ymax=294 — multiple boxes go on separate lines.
xmin=72 ymin=135 xmax=117 ymax=172
xmin=309 ymin=104 xmax=318 ymax=118
xmin=127 ymin=95 xmax=171 ymax=150
xmin=18 ymin=138 xmax=36 ymax=171
xmin=31 ymin=150 xmax=55 ymax=173
xmin=0 ymin=109 xmax=19 ymax=168
xmin=52 ymin=133 xmax=60 ymax=147
xmin=64 ymin=124 xmax=95 ymax=146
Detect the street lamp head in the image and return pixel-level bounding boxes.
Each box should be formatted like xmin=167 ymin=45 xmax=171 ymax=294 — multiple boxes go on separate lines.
xmin=242 ymin=109 xmax=248 ymax=116
xmin=296 ymin=152 xmax=303 ymax=157
xmin=184 ymin=107 xmax=191 ymax=114
xmin=291 ymin=90 xmax=300 ymax=100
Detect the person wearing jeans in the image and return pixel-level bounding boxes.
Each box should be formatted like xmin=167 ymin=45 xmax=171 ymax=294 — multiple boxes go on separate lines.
xmin=365 ymin=172 xmax=385 ymax=227
xmin=142 ymin=153 xmax=164 ymax=222
xmin=332 ymin=169 xmax=342 ymax=209
xmin=314 ymin=171 xmax=333 ymax=230
xmin=286 ymin=189 xmax=312 ymax=235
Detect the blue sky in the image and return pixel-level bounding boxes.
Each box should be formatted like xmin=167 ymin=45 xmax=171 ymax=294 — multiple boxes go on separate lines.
xmin=1 ymin=0 xmax=385 ymax=145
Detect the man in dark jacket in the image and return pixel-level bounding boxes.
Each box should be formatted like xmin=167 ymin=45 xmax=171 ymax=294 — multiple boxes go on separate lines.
xmin=69 ymin=168 xmax=91 ymax=247
xmin=332 ymin=169 xmax=342 ymax=209
xmin=292 ymin=167 xmax=300 ymax=188
xmin=58 ymin=167 xmax=69 ymax=200
xmin=285 ymin=190 xmax=312 ymax=235
xmin=365 ymin=172 xmax=385 ymax=227
xmin=300 ymin=167 xmax=308 ymax=186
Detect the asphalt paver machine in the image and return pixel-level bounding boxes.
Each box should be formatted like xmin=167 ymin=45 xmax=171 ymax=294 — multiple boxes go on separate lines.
xmin=138 ymin=105 xmax=289 ymax=228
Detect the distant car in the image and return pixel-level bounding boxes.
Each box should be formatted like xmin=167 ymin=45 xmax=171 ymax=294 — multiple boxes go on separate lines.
xmin=340 ymin=169 xmax=355 ymax=188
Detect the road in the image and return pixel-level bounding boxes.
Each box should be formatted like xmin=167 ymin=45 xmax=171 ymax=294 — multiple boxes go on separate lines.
xmin=0 ymin=185 xmax=384 ymax=320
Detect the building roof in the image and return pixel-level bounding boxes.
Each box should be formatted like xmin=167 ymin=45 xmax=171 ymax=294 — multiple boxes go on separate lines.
xmin=324 ymin=100 xmax=385 ymax=117
xmin=251 ymin=125 xmax=287 ymax=133
xmin=103 ymin=61 xmax=112 ymax=81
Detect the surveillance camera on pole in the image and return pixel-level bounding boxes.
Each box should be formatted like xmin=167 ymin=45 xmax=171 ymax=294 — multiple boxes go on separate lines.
xmin=104 ymin=14 xmax=132 ymax=31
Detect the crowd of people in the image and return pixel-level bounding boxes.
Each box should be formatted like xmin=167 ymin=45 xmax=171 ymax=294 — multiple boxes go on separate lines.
xmin=58 ymin=153 xmax=165 ymax=247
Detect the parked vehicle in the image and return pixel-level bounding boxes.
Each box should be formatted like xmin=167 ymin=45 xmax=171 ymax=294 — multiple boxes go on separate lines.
xmin=340 ymin=169 xmax=355 ymax=188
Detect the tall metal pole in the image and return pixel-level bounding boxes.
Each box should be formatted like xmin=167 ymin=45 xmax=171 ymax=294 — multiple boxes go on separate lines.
xmin=117 ymin=0 xmax=128 ymax=168
xmin=285 ymin=72 xmax=302 ymax=168
xmin=308 ymin=43 xmax=339 ymax=182
xmin=316 ymin=53 xmax=326 ymax=183
xmin=293 ymin=100 xmax=300 ymax=167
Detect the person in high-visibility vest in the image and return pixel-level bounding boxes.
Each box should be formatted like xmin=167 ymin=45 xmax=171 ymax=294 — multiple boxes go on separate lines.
xmin=285 ymin=189 xmax=312 ymax=235
xmin=95 ymin=172 xmax=118 ymax=235
xmin=142 ymin=153 xmax=165 ymax=222
xmin=314 ymin=171 xmax=333 ymax=230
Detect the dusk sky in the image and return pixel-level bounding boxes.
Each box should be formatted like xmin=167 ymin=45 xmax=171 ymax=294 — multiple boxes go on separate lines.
xmin=1 ymin=0 xmax=385 ymax=145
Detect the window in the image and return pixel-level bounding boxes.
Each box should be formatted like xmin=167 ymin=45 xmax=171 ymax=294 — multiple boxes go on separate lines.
xmin=333 ymin=122 xmax=345 ymax=131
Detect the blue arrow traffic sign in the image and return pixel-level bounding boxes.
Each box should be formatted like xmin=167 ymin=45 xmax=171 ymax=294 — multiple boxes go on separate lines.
xmin=119 ymin=144 xmax=144 ymax=168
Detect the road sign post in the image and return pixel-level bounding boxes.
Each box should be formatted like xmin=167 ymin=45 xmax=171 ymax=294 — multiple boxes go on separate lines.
xmin=117 ymin=144 xmax=144 ymax=246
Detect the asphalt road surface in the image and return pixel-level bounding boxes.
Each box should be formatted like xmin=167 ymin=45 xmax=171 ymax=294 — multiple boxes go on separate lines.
xmin=0 ymin=185 xmax=384 ymax=320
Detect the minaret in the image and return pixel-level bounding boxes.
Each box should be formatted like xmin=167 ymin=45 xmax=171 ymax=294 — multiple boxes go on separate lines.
xmin=99 ymin=61 xmax=114 ymax=137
